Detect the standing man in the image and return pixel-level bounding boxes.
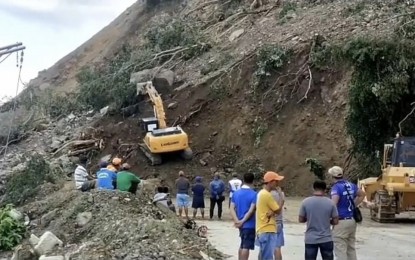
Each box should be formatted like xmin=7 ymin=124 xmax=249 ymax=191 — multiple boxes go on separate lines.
xmin=229 ymin=172 xmax=257 ymax=260
xmin=175 ymin=170 xmax=191 ymax=219
xmin=329 ymin=166 xmax=365 ymax=260
xmin=299 ymin=180 xmax=339 ymax=260
xmin=229 ymin=173 xmax=242 ymax=208
xmin=256 ymin=171 xmax=284 ymax=260
xmin=209 ymin=172 xmax=226 ymax=219
xmin=271 ymin=186 xmax=285 ymax=260
xmin=74 ymin=155 xmax=96 ymax=192
xmin=191 ymin=176 xmax=206 ymax=219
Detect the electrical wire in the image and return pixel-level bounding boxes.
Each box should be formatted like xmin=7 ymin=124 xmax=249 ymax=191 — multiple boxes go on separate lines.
xmin=0 ymin=53 xmax=12 ymax=64
xmin=3 ymin=51 xmax=24 ymax=158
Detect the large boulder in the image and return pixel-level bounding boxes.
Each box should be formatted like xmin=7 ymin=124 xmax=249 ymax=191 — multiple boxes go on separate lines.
xmin=130 ymin=67 xmax=175 ymax=94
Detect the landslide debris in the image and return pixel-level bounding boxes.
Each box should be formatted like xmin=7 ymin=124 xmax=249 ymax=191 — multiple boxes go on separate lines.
xmin=11 ymin=189 xmax=223 ymax=260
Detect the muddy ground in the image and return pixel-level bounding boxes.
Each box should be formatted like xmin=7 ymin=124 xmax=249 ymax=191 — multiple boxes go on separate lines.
xmin=173 ymin=197 xmax=414 ymax=260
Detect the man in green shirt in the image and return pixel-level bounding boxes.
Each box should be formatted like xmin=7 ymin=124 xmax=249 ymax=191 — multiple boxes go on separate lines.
xmin=117 ymin=163 xmax=141 ymax=194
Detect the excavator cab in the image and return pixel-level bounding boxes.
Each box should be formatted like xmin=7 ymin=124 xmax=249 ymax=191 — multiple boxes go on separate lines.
xmin=135 ymin=81 xmax=193 ymax=165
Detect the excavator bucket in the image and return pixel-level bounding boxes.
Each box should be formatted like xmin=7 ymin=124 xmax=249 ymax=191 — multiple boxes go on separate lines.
xmin=136 ymin=81 xmax=151 ymax=96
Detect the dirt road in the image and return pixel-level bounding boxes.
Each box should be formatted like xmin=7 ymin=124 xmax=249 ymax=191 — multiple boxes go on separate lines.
xmin=183 ymin=197 xmax=414 ymax=260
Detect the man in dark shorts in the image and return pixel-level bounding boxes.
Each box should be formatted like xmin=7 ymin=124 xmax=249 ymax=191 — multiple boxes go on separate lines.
xmin=229 ymin=172 xmax=257 ymax=260
xmin=191 ymin=176 xmax=206 ymax=218
xmin=299 ymin=180 xmax=339 ymax=260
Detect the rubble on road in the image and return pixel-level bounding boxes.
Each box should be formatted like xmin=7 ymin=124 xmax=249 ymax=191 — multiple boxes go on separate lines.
xmin=15 ymin=188 xmax=223 ymax=260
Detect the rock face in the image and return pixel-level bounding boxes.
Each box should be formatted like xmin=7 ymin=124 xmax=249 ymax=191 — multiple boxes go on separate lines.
xmin=34 ymin=231 xmax=63 ymax=256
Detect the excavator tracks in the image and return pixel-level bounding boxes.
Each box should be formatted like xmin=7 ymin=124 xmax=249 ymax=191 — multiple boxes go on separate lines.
xmin=370 ymin=190 xmax=396 ymax=223
xmin=139 ymin=143 xmax=162 ymax=166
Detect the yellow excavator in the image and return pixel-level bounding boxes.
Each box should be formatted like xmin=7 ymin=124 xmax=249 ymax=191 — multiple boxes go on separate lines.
xmin=135 ymin=81 xmax=193 ymax=165
xmin=358 ymin=135 xmax=415 ymax=222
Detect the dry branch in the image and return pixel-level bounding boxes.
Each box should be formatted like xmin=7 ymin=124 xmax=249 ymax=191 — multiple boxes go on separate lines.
xmin=398 ymin=101 xmax=415 ymax=136
xmin=175 ymin=50 xmax=255 ymax=92
xmin=69 ymin=147 xmax=97 ymax=156
xmin=52 ymin=139 xmax=102 ymax=156
xmin=184 ymin=0 xmax=220 ymax=17
xmin=173 ymin=102 xmax=207 ymax=126
xmin=297 ymin=66 xmax=313 ymax=104
xmin=0 ymin=133 xmax=28 ymax=155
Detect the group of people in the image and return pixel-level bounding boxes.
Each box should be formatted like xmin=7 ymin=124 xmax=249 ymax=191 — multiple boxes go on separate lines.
xmin=74 ymin=154 xmax=366 ymax=260
xmin=73 ymin=155 xmax=141 ymax=194
xmin=174 ymin=170 xmax=241 ymax=220
xmin=230 ymin=166 xmax=366 ymax=260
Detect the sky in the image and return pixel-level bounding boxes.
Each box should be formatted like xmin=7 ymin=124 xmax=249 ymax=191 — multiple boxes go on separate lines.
xmin=0 ymin=0 xmax=137 ymax=101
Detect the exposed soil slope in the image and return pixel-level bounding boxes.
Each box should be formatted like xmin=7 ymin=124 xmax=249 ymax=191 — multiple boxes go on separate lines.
xmin=2 ymin=1 xmax=410 ymax=195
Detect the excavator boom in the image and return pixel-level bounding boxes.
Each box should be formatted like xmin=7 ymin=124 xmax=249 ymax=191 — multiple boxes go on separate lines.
xmin=134 ymin=81 xmax=193 ymax=165
xmin=137 ymin=81 xmax=167 ymax=129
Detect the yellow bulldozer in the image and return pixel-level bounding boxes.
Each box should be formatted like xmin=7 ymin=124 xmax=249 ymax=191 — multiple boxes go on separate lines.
xmin=134 ymin=81 xmax=193 ymax=165
xmin=358 ymin=136 xmax=415 ymax=222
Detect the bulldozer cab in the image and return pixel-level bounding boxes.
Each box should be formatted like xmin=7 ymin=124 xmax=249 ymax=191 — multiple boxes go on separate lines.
xmin=385 ymin=136 xmax=415 ymax=168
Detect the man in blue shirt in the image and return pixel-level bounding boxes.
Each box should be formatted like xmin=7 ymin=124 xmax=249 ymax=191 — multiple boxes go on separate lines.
xmin=96 ymin=161 xmax=117 ymax=190
xmin=329 ymin=166 xmax=365 ymax=260
xmin=209 ymin=172 xmax=225 ymax=219
xmin=229 ymin=172 xmax=257 ymax=260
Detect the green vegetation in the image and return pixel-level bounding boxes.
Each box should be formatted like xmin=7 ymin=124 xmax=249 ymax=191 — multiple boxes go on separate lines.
xmin=235 ymin=156 xmax=265 ymax=181
xmin=311 ymin=16 xmax=415 ymax=177
xmin=145 ymin=17 xmax=207 ymax=58
xmin=0 ymin=205 xmax=26 ymax=250
xmin=278 ymin=1 xmax=297 ymax=24
xmin=76 ymin=45 xmax=144 ymax=111
xmin=209 ymin=81 xmax=231 ymax=100
xmin=341 ymin=1 xmax=366 ymax=17
xmin=252 ymin=116 xmax=268 ymax=148
xmin=305 ymin=158 xmax=326 ymax=180
xmin=74 ymin=17 xmax=208 ymax=112
xmin=2 ymin=154 xmax=63 ymax=206
xmin=251 ymin=44 xmax=291 ymax=97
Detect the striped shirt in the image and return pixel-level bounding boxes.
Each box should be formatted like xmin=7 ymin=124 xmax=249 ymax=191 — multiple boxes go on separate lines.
xmin=74 ymin=165 xmax=88 ymax=189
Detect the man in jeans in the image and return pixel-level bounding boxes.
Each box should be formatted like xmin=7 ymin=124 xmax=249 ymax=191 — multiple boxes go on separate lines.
xmin=175 ymin=171 xmax=191 ymax=218
xmin=209 ymin=172 xmax=225 ymax=219
xmin=329 ymin=166 xmax=365 ymax=260
xmin=256 ymin=171 xmax=284 ymax=260
xmin=299 ymin=180 xmax=339 ymax=260
xmin=271 ymin=186 xmax=285 ymax=260
xmin=229 ymin=172 xmax=257 ymax=260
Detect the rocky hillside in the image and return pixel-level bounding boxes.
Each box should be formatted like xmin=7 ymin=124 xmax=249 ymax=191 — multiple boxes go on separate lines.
xmin=1 ymin=0 xmax=415 ymax=195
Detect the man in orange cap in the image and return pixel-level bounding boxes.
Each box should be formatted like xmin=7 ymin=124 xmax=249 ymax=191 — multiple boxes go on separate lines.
xmin=255 ymin=171 xmax=284 ymax=260
xmin=107 ymin=157 xmax=122 ymax=172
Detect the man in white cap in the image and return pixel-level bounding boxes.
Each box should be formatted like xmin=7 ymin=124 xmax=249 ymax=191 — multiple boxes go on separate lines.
xmin=328 ymin=166 xmax=365 ymax=260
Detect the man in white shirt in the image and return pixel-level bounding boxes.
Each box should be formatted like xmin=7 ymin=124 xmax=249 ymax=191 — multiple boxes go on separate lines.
xmin=228 ymin=173 xmax=242 ymax=208
xmin=74 ymin=155 xmax=96 ymax=192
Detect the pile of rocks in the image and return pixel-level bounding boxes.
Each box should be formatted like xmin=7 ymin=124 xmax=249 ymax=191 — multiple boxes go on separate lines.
xmin=13 ymin=188 xmax=223 ymax=260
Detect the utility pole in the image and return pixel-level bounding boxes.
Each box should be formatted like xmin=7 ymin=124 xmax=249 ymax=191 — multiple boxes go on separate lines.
xmin=0 ymin=42 xmax=25 ymax=58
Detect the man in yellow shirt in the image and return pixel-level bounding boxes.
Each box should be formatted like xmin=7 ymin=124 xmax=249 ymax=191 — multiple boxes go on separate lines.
xmin=256 ymin=171 xmax=284 ymax=260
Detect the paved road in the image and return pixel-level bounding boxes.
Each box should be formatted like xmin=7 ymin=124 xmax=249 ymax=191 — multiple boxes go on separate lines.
xmin=173 ymin=197 xmax=415 ymax=260
xmin=203 ymin=220 xmax=415 ymax=260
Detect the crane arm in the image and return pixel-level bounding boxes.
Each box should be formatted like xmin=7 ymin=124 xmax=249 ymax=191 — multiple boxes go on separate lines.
xmin=138 ymin=81 xmax=167 ymax=129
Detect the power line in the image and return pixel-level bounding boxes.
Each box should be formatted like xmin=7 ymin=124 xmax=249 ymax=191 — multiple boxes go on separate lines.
xmin=2 ymin=47 xmax=25 ymax=158
xmin=0 ymin=53 xmax=12 ymax=64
